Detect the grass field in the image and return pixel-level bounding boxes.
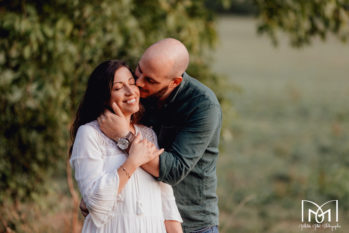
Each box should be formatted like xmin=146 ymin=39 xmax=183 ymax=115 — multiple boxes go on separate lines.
xmin=214 ymin=16 xmax=349 ymax=233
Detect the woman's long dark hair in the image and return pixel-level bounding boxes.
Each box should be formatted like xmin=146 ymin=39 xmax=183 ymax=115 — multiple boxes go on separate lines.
xmin=69 ymin=60 xmax=142 ymax=156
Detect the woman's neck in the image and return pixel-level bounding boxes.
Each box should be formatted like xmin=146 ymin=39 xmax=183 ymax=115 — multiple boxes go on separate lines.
xmin=124 ymin=114 xmax=135 ymax=134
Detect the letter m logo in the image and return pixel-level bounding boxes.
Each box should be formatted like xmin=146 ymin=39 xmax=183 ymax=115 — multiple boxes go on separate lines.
xmin=301 ymin=200 xmax=339 ymax=224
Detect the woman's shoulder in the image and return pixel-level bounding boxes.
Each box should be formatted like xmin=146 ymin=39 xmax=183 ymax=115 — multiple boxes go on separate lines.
xmin=77 ymin=120 xmax=99 ymax=133
xmin=135 ymin=124 xmax=154 ymax=134
xmin=75 ymin=120 xmax=105 ymax=142
xmin=135 ymin=124 xmax=157 ymax=141
xmin=82 ymin=120 xmax=99 ymax=130
xmin=71 ymin=120 xmax=114 ymax=158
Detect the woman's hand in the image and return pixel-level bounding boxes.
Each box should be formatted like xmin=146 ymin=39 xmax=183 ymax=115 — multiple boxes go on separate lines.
xmin=117 ymin=133 xmax=164 ymax=193
xmin=97 ymin=103 xmax=129 ymax=141
xmin=128 ymin=133 xmax=164 ymax=167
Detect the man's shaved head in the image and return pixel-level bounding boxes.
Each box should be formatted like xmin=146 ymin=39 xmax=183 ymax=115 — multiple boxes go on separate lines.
xmin=141 ymin=38 xmax=189 ymax=79
xmin=135 ymin=38 xmax=189 ymax=101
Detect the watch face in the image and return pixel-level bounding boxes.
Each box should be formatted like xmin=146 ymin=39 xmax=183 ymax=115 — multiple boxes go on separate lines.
xmin=117 ymin=138 xmax=129 ymax=150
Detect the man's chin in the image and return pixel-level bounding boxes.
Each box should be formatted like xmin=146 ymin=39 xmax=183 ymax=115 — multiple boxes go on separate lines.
xmin=139 ymin=92 xmax=149 ymax=98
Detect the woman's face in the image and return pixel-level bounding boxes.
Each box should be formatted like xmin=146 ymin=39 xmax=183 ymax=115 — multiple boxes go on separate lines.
xmin=109 ymin=66 xmax=140 ymax=116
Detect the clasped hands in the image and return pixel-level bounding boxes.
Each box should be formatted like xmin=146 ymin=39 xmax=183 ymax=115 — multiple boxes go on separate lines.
xmin=80 ymin=102 xmax=163 ymax=217
xmin=98 ymin=102 xmax=163 ymax=166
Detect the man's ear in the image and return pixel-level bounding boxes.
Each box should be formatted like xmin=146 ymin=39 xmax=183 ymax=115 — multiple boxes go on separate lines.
xmin=169 ymin=76 xmax=183 ymax=88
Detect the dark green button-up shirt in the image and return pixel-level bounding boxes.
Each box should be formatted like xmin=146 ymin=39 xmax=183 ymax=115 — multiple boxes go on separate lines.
xmin=140 ymin=73 xmax=222 ymax=232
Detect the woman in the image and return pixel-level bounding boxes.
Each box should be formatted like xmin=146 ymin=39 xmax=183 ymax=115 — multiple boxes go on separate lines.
xmin=69 ymin=60 xmax=183 ymax=233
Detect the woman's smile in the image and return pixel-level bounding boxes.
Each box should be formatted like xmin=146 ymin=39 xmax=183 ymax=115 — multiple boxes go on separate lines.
xmin=125 ymin=98 xmax=137 ymax=104
xmin=110 ymin=66 xmax=140 ymax=116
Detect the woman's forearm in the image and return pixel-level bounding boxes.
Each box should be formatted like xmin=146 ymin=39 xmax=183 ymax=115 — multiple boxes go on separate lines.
xmin=117 ymin=159 xmax=137 ymax=193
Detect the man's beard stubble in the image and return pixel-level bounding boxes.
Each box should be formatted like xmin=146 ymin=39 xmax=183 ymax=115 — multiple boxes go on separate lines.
xmin=139 ymin=85 xmax=169 ymax=103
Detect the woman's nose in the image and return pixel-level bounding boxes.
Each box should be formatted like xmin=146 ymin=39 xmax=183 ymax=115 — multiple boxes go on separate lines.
xmin=124 ymin=85 xmax=135 ymax=95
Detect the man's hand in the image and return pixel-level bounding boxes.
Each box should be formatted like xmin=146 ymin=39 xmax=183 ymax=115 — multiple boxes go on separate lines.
xmin=164 ymin=220 xmax=183 ymax=233
xmin=97 ymin=102 xmax=129 ymax=140
xmin=128 ymin=133 xmax=164 ymax=167
xmin=80 ymin=198 xmax=89 ymax=217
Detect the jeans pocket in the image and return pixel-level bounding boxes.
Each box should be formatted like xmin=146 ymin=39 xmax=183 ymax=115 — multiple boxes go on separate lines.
xmin=191 ymin=225 xmax=219 ymax=233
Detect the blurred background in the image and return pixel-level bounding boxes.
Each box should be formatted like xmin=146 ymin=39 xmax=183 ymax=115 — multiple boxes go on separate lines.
xmin=1 ymin=1 xmax=348 ymax=232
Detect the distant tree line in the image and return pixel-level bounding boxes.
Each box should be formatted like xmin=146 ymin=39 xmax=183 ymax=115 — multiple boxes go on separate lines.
xmin=208 ymin=0 xmax=349 ymax=47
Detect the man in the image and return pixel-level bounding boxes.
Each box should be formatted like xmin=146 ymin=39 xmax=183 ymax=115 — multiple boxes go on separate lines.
xmin=89 ymin=38 xmax=222 ymax=233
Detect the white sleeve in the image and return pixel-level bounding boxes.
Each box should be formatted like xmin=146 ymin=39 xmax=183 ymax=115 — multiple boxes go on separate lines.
xmin=70 ymin=125 xmax=119 ymax=228
xmin=159 ymin=182 xmax=183 ymax=222
xmin=147 ymin=127 xmax=182 ymax=222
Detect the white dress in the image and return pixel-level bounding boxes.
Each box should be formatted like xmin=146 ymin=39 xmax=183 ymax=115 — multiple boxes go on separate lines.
xmin=70 ymin=121 xmax=182 ymax=233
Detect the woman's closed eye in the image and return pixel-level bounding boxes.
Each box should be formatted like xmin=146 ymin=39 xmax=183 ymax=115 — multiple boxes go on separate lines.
xmin=113 ymin=79 xmax=136 ymax=91
xmin=114 ymin=83 xmax=124 ymax=90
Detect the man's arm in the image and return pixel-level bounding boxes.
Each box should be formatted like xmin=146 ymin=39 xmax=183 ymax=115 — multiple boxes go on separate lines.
xmin=141 ymin=157 xmax=159 ymax=177
xmin=165 ymin=220 xmax=183 ymax=233
xmin=155 ymin=103 xmax=221 ymax=185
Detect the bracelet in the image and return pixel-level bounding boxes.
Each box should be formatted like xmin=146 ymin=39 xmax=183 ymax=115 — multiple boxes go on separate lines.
xmin=120 ymin=166 xmax=131 ymax=179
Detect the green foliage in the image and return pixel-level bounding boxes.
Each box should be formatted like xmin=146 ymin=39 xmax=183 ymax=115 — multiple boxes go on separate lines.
xmin=256 ymin=0 xmax=349 ymax=47
xmin=0 ymin=0 xmax=224 ymax=202
xmin=208 ymin=0 xmax=349 ymax=47
xmin=205 ymin=0 xmax=257 ymax=15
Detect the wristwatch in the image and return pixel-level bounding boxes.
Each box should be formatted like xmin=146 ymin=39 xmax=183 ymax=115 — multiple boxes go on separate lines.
xmin=116 ymin=132 xmax=135 ymax=151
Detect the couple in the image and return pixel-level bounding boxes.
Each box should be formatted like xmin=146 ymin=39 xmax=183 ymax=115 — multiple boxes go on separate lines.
xmin=70 ymin=38 xmax=222 ymax=233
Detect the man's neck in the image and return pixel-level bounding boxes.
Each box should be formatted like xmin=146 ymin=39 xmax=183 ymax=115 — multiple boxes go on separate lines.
xmin=156 ymin=97 xmax=168 ymax=109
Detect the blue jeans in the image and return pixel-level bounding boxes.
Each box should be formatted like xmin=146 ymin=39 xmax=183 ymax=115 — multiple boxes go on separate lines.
xmin=190 ymin=225 xmax=219 ymax=233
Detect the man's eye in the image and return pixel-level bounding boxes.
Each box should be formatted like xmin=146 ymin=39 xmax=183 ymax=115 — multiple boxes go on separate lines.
xmin=146 ymin=78 xmax=155 ymax=84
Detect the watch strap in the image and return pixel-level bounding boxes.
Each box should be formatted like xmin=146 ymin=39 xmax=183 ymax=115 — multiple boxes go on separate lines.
xmin=116 ymin=131 xmax=135 ymax=151
xmin=125 ymin=131 xmax=135 ymax=143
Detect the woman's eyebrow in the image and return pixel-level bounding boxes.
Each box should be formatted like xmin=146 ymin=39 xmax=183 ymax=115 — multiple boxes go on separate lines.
xmin=113 ymin=77 xmax=134 ymax=84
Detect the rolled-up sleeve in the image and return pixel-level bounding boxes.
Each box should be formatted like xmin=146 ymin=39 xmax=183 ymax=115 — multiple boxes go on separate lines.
xmin=157 ymin=103 xmax=222 ymax=185
xmin=70 ymin=125 xmax=119 ymax=228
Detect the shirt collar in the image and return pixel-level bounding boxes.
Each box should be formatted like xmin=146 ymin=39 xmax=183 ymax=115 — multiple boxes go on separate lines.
xmin=162 ymin=72 xmax=188 ymax=108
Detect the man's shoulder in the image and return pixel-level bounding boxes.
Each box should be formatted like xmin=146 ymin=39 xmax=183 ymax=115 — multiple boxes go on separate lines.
xmin=182 ymin=73 xmax=220 ymax=107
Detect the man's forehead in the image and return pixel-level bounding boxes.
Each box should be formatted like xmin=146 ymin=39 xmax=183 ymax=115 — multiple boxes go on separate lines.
xmin=138 ymin=60 xmax=163 ymax=81
xmin=139 ymin=56 xmax=172 ymax=78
